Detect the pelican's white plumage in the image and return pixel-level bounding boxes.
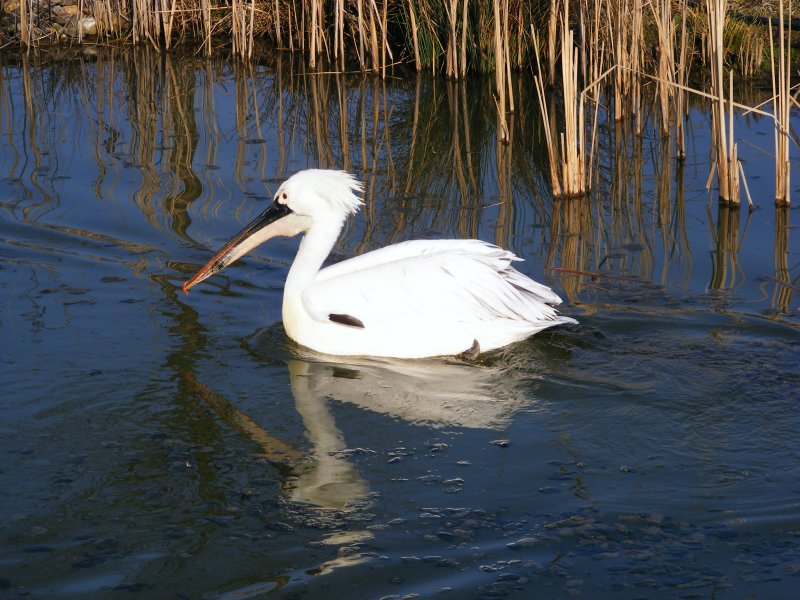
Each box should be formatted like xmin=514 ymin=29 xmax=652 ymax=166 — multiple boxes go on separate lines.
xmin=183 ymin=169 xmax=576 ymax=359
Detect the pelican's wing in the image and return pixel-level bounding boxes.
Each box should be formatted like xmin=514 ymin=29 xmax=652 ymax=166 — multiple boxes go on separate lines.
xmin=318 ymin=240 xmax=561 ymax=303
xmin=302 ymin=240 xmax=568 ymax=329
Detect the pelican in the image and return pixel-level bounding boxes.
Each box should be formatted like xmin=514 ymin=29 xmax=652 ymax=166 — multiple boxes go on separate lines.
xmin=183 ymin=169 xmax=576 ymax=359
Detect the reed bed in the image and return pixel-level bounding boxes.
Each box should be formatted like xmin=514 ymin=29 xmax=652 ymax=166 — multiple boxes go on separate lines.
xmin=3 ymin=46 xmax=792 ymax=312
xmin=1 ymin=1 xmax=781 ymax=73
xmin=2 ymin=1 xmax=794 ymax=206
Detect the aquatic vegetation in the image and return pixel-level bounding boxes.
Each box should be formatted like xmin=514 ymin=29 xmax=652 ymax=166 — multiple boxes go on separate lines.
xmin=0 ymin=1 xmax=795 ymax=206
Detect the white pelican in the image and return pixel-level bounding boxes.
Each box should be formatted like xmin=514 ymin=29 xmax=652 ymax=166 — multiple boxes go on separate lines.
xmin=183 ymin=169 xmax=576 ymax=358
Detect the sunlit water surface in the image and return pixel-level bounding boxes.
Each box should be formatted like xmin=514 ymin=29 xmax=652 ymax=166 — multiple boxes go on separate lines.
xmin=1 ymin=49 xmax=799 ymax=599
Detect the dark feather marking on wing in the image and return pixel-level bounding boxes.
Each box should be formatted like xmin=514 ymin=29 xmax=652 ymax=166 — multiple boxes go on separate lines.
xmin=329 ymin=313 xmax=365 ymax=328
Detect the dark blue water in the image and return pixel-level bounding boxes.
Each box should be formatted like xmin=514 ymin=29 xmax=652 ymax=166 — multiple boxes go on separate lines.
xmin=1 ymin=49 xmax=798 ymax=599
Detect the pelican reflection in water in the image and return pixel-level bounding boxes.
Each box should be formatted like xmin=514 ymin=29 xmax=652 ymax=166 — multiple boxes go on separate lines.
xmin=183 ymin=169 xmax=576 ymax=358
xmin=189 ymin=352 xmax=531 ymax=580
xmin=193 ymin=352 xmax=529 ymax=511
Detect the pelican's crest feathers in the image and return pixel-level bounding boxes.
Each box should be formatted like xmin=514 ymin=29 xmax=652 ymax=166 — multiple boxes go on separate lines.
xmin=281 ymin=169 xmax=364 ymax=216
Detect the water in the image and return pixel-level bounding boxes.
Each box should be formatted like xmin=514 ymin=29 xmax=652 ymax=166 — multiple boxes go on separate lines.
xmin=1 ymin=48 xmax=798 ymax=599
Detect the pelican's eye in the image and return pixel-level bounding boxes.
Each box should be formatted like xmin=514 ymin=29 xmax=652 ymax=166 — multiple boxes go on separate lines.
xmin=276 ymin=191 xmax=288 ymax=204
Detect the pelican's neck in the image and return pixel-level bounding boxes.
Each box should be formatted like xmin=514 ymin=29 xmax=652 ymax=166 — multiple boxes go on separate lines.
xmin=284 ymin=219 xmax=343 ymax=297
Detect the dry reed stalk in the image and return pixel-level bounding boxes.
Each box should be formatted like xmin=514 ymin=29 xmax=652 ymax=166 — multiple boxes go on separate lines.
xmin=90 ymin=1 xmax=110 ymax=42
xmin=201 ymin=0 xmax=212 ymax=56
xmin=369 ymin=0 xmax=380 ymax=72
xmin=609 ymin=1 xmax=623 ymax=121
xmin=502 ymin=0 xmax=513 ymax=112
xmin=249 ymin=1 xmax=256 ymax=59
xmin=381 ymin=0 xmax=389 ymax=78
xmin=533 ymin=42 xmax=561 ymax=196
xmin=445 ymin=0 xmax=460 ymax=78
xmin=516 ymin=3 xmax=523 ymax=68
xmin=334 ymin=0 xmax=346 ymax=70
xmin=579 ymin=1 xmax=585 ymax=84
xmin=675 ymin=0 xmax=690 ymax=159
xmin=705 ymin=0 xmax=743 ymax=206
xmin=446 ymin=0 xmax=456 ymax=76
xmin=493 ymin=0 xmax=509 ymax=143
xmin=19 ymin=0 xmax=29 ymax=47
xmin=547 ymin=0 xmax=559 ymax=86
xmin=232 ymin=0 xmax=255 ymax=59
xmin=532 ymin=0 xmax=595 ymax=199
xmin=630 ymin=0 xmax=643 ymax=133
xmin=274 ymin=0 xmax=282 ymax=48
xmin=356 ymin=0 xmax=366 ymax=69
xmin=770 ymin=0 xmax=791 ymax=206
xmin=407 ymin=0 xmax=421 ymax=71
xmin=132 ymin=0 xmax=159 ymax=49
xmin=299 ymin=3 xmax=307 ymax=57
xmin=309 ymin=0 xmax=319 ymax=68
xmin=650 ymin=0 xmax=675 ymax=134
xmin=577 ymin=0 xmax=605 ymax=190
xmin=581 ymin=0 xmax=603 ymax=104
xmin=559 ymin=28 xmax=585 ymax=196
xmin=162 ymin=0 xmax=177 ymax=49
xmin=460 ymin=0 xmax=469 ymax=78
xmin=584 ymin=62 xmax=604 ymax=190
xmin=78 ymin=0 xmax=85 ymax=44
xmin=609 ymin=0 xmax=643 ymax=128
xmin=288 ymin=1 xmax=296 ymax=52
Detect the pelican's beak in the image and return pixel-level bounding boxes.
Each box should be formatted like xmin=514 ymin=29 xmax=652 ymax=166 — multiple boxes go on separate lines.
xmin=182 ymin=200 xmax=298 ymax=294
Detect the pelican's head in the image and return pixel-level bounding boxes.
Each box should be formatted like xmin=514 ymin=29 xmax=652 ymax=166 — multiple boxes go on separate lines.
xmin=182 ymin=169 xmax=363 ymax=293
